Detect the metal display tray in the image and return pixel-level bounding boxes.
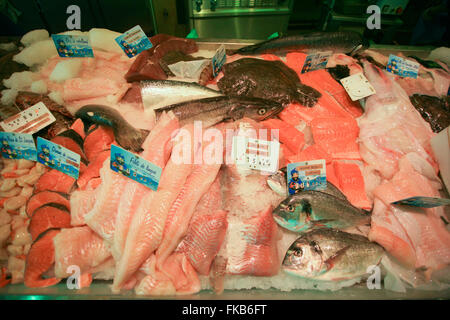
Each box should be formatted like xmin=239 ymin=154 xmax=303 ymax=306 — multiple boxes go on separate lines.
xmin=0 ymin=39 xmax=448 ymax=300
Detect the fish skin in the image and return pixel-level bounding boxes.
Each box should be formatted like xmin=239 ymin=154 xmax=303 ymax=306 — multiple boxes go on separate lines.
xmin=217 ymin=58 xmax=321 ymax=107
xmin=24 ymin=229 xmax=61 ymax=288
xmin=231 ymin=32 xmax=368 ymax=56
xmin=273 ymin=190 xmax=370 ymax=233
xmin=282 ymin=229 xmax=384 ymax=281
xmin=75 ymin=105 xmax=150 ymax=152
xmin=409 ymin=94 xmax=450 ymax=133
xmin=155 ymin=96 xmax=283 ymax=127
xmin=140 ymin=79 xmax=223 ymax=111
xmin=267 ymin=167 xmax=347 ymax=201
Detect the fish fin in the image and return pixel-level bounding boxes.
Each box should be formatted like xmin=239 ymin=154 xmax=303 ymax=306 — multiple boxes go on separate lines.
xmin=324 ymin=246 xmax=350 ymax=271
xmin=310 ymin=219 xmax=336 ymax=228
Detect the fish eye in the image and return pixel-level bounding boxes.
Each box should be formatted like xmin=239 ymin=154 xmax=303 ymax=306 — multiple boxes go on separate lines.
xmin=287 ymin=205 xmax=295 ymax=212
xmin=294 ymin=247 xmax=303 ymax=257
xmin=257 ymin=108 xmax=267 ymax=115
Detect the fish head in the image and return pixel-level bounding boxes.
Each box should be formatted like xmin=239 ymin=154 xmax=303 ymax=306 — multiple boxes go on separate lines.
xmin=272 ymin=196 xmax=312 ymax=232
xmin=229 ymin=98 xmax=283 ymax=122
xmin=282 ymin=237 xmax=324 ymax=278
xmin=267 ymin=169 xmax=287 ymax=197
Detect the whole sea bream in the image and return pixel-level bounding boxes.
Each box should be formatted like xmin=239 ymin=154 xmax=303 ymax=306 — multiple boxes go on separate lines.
xmin=154 ymin=96 xmax=283 ymax=127
xmin=140 ymin=80 xmax=223 ymax=111
xmin=273 ymin=190 xmax=370 ymax=232
xmin=217 ymin=58 xmax=321 ymax=107
xmin=230 ymin=31 xmax=368 ymax=56
xmin=283 ymin=229 xmax=384 ymax=281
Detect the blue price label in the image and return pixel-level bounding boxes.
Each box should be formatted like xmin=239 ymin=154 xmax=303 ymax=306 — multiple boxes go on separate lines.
xmin=0 ymin=132 xmax=37 ymax=162
xmin=36 ymin=137 xmax=80 ymax=179
xmin=115 ymin=25 xmax=153 ymax=58
xmin=51 ymin=34 xmax=94 ymax=58
xmin=386 ymin=54 xmax=419 ymax=79
xmin=110 ymin=144 xmax=162 ymax=191
xmin=392 ymin=196 xmax=450 ymax=208
xmin=287 ymin=160 xmax=327 ymax=195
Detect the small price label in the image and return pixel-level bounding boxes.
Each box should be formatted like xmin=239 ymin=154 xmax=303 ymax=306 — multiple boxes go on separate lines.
xmin=340 ymin=73 xmax=376 ymax=101
xmin=0 ymin=132 xmax=37 ymax=161
xmin=386 ymin=55 xmax=419 ymax=79
xmin=0 ymin=102 xmax=56 ymax=135
xmin=301 ymin=51 xmax=332 ymax=73
xmin=212 ymin=44 xmax=226 ymax=77
xmin=392 ymin=196 xmax=450 ymax=208
xmin=37 ymin=137 xmax=80 ymax=179
xmin=110 ymin=144 xmax=162 ymax=191
xmin=232 ymin=136 xmax=279 ymax=173
xmin=51 ymin=34 xmax=94 ymax=58
xmin=115 ymin=25 xmax=153 ymax=58
xmin=287 ymin=160 xmax=327 ymax=195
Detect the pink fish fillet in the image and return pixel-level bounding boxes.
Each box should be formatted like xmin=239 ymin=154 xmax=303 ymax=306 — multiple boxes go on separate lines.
xmin=53 ymin=226 xmax=112 ymax=278
xmin=112 ymin=124 xmax=197 ymax=292
xmin=155 ymin=154 xmax=221 ymax=270
xmin=371 ymin=155 xmax=450 ymax=276
xmin=112 ymin=112 xmax=179 ymax=261
xmin=230 ymin=205 xmax=280 ymax=276
xmin=176 ymin=210 xmax=228 ymax=275
xmin=84 ymin=159 xmax=128 ymax=242
xmin=358 ymin=61 xmax=436 ymax=179
xmin=70 ymin=189 xmax=98 ymax=226
xmin=155 ymin=253 xmax=201 ymax=295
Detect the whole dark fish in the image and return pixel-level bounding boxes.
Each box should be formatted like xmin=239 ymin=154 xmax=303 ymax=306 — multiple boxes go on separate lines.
xmin=267 ymin=168 xmax=347 ymax=201
xmin=283 ymin=229 xmax=384 ymax=281
xmin=230 ymin=32 xmax=368 ymax=56
xmin=273 ymin=190 xmax=370 ymax=232
xmin=217 ymin=58 xmax=321 ymax=107
xmin=154 ymin=96 xmax=283 ymax=127
xmin=75 ymin=105 xmax=150 ymax=152
xmin=409 ymin=94 xmax=450 ymax=133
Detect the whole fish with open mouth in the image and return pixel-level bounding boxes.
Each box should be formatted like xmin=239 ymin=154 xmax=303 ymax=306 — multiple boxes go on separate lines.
xmin=267 ymin=167 xmax=347 ymax=200
xmin=154 ymin=96 xmax=283 ymax=127
xmin=229 ymin=32 xmax=368 ymax=56
xmin=75 ymin=105 xmax=150 ymax=152
xmin=273 ymin=190 xmax=370 ymax=233
xmin=282 ymin=229 xmax=384 ymax=281
xmin=140 ymin=80 xmax=223 ymax=111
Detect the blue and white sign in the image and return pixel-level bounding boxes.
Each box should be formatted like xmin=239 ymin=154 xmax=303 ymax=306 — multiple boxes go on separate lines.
xmin=51 ymin=34 xmax=94 ymax=58
xmin=110 ymin=144 xmax=162 ymax=191
xmin=301 ymin=51 xmax=332 ymax=74
xmin=36 ymin=137 xmax=80 ymax=179
xmin=287 ymin=160 xmax=327 ymax=195
xmin=212 ymin=44 xmax=226 ymax=77
xmin=392 ymin=196 xmax=450 ymax=208
xmin=115 ymin=25 xmax=153 ymax=58
xmin=386 ymin=54 xmax=419 ymax=79
xmin=0 ymin=132 xmax=37 ymax=161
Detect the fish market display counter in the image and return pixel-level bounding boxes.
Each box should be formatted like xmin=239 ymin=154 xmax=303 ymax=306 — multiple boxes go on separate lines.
xmin=0 ymin=33 xmax=449 ymax=300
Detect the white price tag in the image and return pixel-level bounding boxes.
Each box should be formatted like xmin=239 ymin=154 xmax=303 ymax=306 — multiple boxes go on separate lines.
xmin=0 ymin=102 xmax=56 ymax=135
xmin=232 ymin=136 xmax=279 ymax=173
xmin=340 ymin=73 xmax=376 ymax=101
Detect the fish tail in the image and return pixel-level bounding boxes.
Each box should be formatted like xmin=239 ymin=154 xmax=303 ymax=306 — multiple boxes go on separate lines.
xmin=295 ymin=84 xmax=322 ymax=108
xmin=115 ymin=127 xmax=150 ymax=153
